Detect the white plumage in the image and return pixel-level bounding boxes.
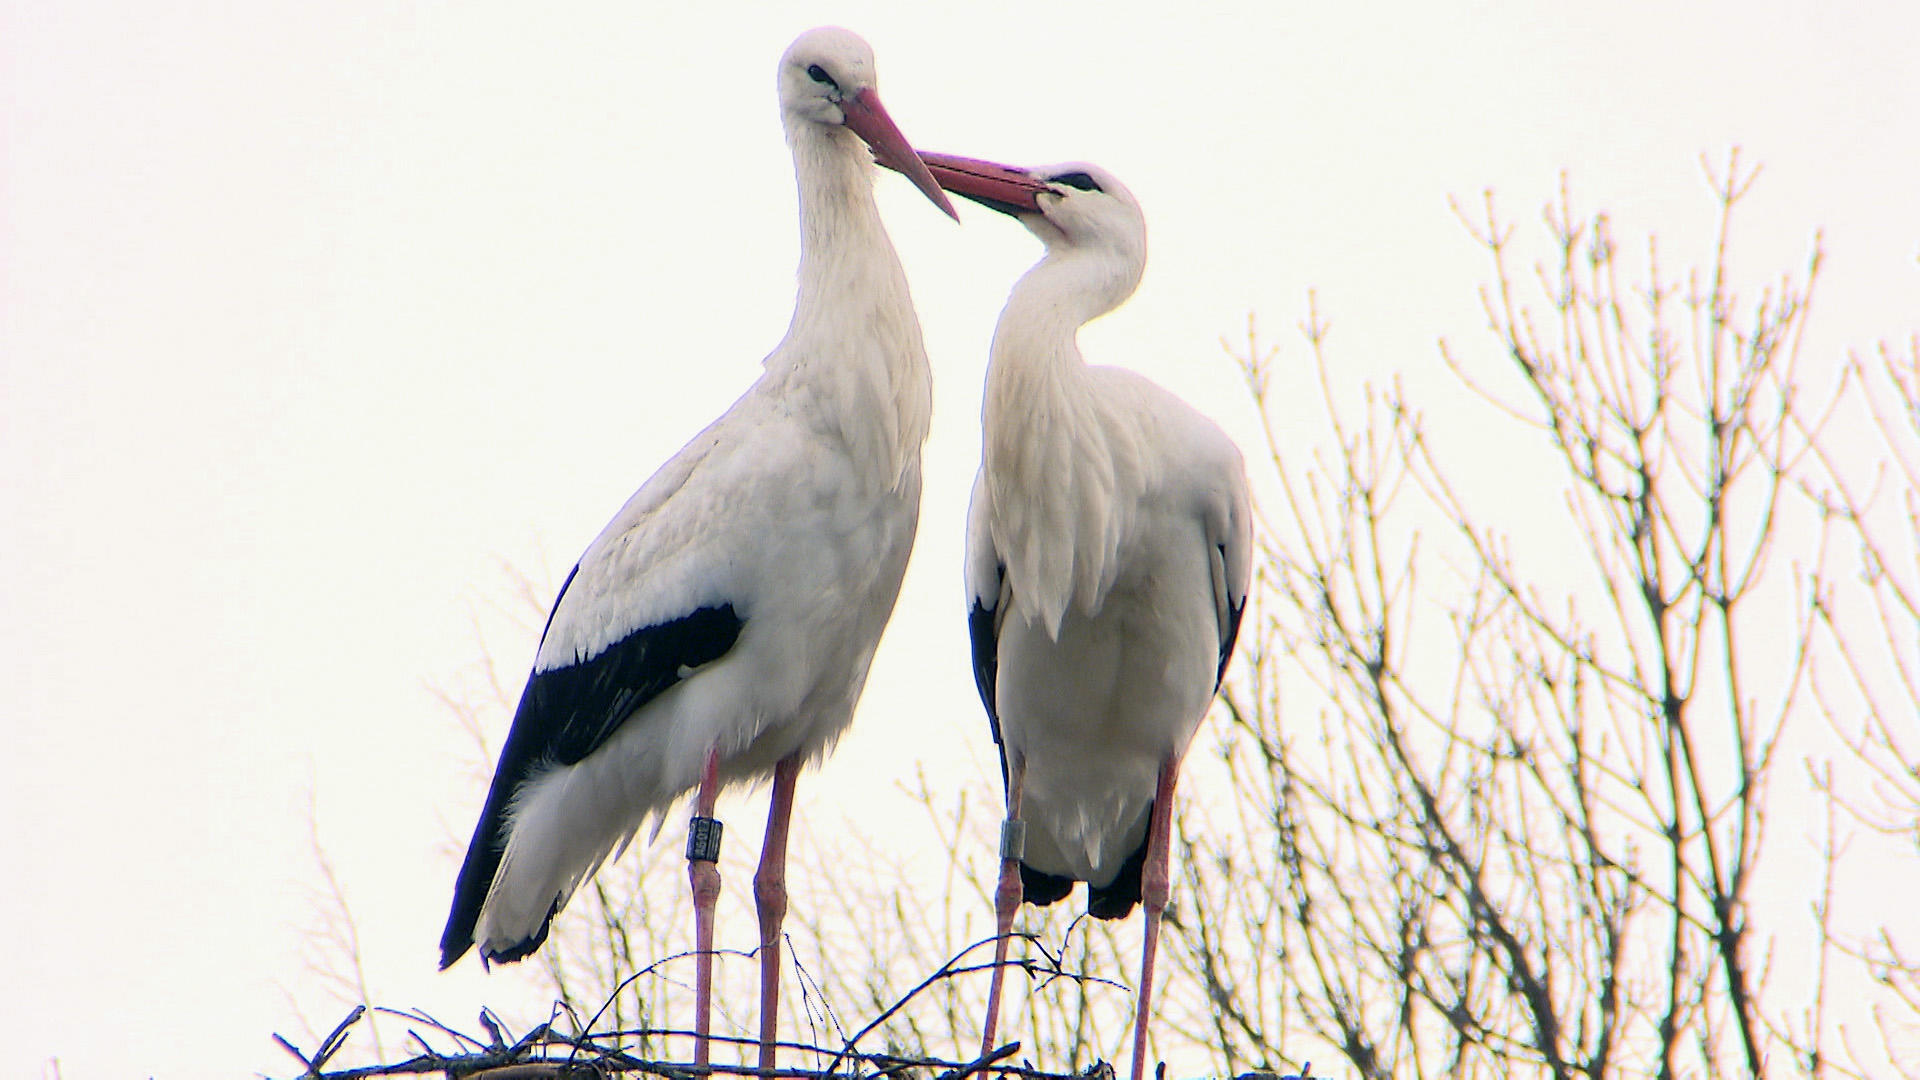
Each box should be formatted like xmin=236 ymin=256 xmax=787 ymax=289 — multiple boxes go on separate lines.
xmin=440 ymin=27 xmax=955 ymax=1068
xmin=973 ymin=372 xmax=1247 ymax=882
xmin=911 ymin=154 xmax=1250 ymax=1080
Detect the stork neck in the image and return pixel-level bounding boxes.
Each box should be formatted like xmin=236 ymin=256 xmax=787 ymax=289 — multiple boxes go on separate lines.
xmin=985 ymin=248 xmax=1131 ymax=403
xmin=787 ymin=123 xmax=900 ymax=320
xmin=999 ymin=248 xmax=1133 ymax=349
xmin=980 ymin=247 xmax=1144 ymax=636
xmin=772 ymin=118 xmax=932 ymax=492
xmin=982 ymin=256 xmax=1113 ymax=498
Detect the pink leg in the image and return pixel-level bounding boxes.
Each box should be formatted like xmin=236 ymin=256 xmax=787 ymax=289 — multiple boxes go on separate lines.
xmin=754 ymin=754 xmax=802 ymax=1071
xmin=980 ymin=753 xmax=1027 ymax=1061
xmin=1130 ymin=758 xmax=1180 ymax=1080
xmin=687 ymin=747 xmax=723 ymax=1067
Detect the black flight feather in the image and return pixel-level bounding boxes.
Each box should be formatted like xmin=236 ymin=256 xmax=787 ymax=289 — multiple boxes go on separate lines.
xmin=439 ymin=577 xmax=743 ymax=969
xmin=1019 ymin=863 xmax=1075 ymax=908
xmin=1085 ymin=816 xmax=1152 ymax=919
xmin=1216 ymin=544 xmax=1246 ymax=689
xmin=967 ymin=577 xmax=1004 ymax=747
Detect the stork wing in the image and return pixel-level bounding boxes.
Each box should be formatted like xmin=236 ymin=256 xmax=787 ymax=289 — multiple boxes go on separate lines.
xmin=963 ymin=471 xmax=1008 ymax=747
xmin=523 ymin=578 xmax=742 ymax=768
xmin=1208 ymin=452 xmax=1254 ymax=689
xmin=441 ymin=431 xmax=748 ymax=968
xmin=440 ymin=575 xmax=743 ymax=967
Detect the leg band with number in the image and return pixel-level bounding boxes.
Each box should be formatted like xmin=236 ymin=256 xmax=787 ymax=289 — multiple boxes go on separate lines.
xmin=686 ymin=815 xmax=724 ymax=863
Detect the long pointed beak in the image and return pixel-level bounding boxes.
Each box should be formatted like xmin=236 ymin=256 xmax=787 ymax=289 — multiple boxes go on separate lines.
xmin=892 ymin=152 xmax=1051 ymax=218
xmin=840 ymin=89 xmax=959 ymax=221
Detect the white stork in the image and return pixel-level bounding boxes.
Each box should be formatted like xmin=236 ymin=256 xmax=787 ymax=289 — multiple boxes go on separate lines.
xmin=438 ymin=28 xmax=956 ymax=1070
xmin=910 ymin=154 xmax=1251 ymax=1080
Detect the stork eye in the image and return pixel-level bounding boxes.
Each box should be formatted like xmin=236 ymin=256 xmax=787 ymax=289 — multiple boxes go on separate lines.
xmin=1052 ymin=172 xmax=1102 ymax=192
xmin=805 ymin=64 xmax=837 ymax=89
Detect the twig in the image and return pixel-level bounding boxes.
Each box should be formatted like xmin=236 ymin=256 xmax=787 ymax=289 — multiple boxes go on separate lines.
xmin=277 ymin=996 xmax=1099 ymax=1080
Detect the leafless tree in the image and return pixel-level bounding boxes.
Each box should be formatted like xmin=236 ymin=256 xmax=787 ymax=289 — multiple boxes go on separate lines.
xmin=1164 ymin=151 xmax=1915 ymax=1079
xmin=1799 ymin=334 xmax=1920 ymax=1075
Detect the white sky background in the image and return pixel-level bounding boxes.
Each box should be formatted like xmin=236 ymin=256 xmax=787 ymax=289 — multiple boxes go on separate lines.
xmin=4 ymin=2 xmax=1917 ymax=1076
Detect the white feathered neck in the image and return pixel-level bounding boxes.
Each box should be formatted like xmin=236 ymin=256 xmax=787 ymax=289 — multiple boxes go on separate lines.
xmin=983 ymin=247 xmax=1152 ymax=637
xmin=765 ymin=117 xmax=932 ymax=495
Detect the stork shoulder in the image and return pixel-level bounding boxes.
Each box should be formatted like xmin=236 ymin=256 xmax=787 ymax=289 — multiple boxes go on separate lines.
xmin=1085 ymin=366 xmax=1245 ymax=516
xmin=531 ymin=399 xmax=791 ymax=667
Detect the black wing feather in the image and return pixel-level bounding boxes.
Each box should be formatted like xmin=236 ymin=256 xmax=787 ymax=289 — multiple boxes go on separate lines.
xmin=967 ymin=571 xmax=1004 ymax=746
xmin=968 ymin=562 xmax=1014 ymax=805
xmin=1084 ymin=817 xmax=1152 ymax=919
xmin=439 ymin=583 xmax=743 ymax=969
xmin=1215 ymin=543 xmax=1246 ymax=689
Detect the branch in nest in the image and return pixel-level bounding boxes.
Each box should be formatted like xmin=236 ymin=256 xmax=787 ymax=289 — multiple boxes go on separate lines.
xmin=274 ymin=938 xmax=1128 ymax=1080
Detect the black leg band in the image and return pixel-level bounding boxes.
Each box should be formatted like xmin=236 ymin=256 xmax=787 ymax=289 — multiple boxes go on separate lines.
xmin=686 ymin=815 xmax=724 ymax=863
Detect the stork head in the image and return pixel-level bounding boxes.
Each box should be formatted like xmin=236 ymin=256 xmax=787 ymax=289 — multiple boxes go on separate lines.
xmin=779 ymin=28 xmax=956 ymax=219
xmin=907 ymin=155 xmax=1147 ymax=287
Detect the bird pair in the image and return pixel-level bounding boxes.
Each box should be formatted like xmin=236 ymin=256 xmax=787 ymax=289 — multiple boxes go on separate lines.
xmin=437 ymin=27 xmax=1250 ymax=1080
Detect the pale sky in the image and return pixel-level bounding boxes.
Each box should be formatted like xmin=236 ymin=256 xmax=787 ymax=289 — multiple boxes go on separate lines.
xmin=4 ymin=3 xmax=1917 ymax=1077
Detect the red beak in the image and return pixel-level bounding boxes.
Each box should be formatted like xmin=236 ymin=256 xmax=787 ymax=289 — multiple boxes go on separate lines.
xmin=877 ymin=151 xmax=1051 ymax=218
xmin=840 ymin=89 xmax=959 ymax=221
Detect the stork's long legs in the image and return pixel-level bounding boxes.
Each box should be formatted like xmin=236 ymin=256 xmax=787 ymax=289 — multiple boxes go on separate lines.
xmin=980 ymin=753 xmax=1027 ymax=1062
xmin=687 ymin=747 xmax=724 ymax=1067
xmin=754 ymin=754 xmax=802 ymax=1071
xmin=1129 ymin=757 xmax=1180 ymax=1080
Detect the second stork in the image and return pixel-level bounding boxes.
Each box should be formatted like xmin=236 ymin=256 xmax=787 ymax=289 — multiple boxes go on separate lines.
xmin=918 ymin=154 xmax=1251 ymax=1080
